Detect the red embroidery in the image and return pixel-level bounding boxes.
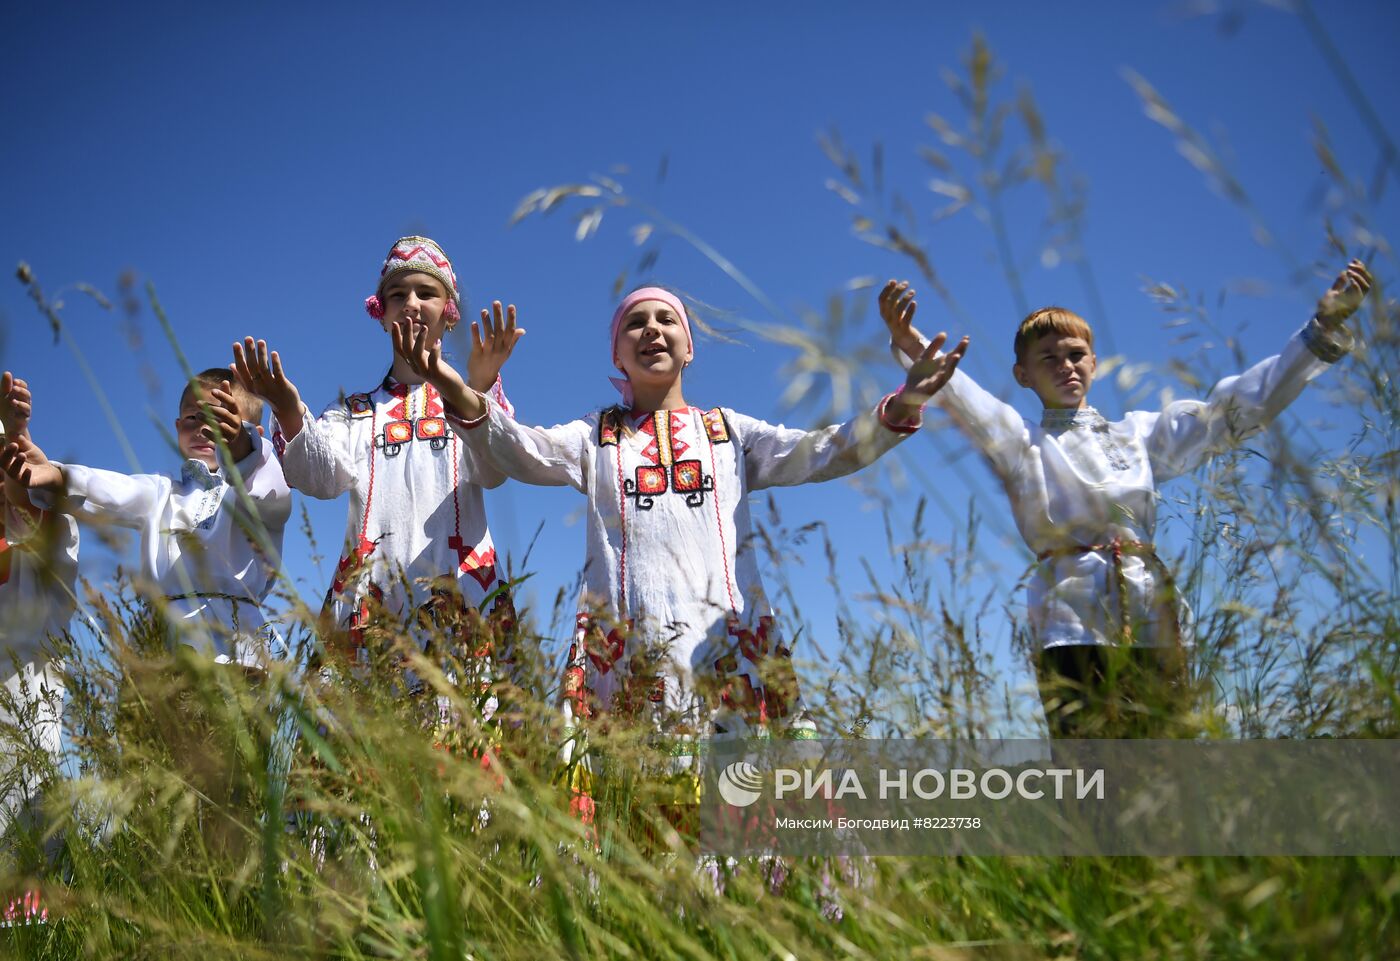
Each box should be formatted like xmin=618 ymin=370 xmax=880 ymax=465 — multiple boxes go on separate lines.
xmin=702 ymin=407 xmax=730 ymax=443
xmin=635 ymin=410 xmax=690 ymax=465
xmin=583 ymin=623 xmax=627 ymax=676
xmin=384 ymin=419 xmax=413 ymax=446
xmin=346 ymin=393 xmax=373 ymax=417
xmin=563 ymin=663 xmax=589 ymax=718
xmin=598 ymin=409 xmax=622 ymax=447
xmin=416 ymin=417 xmax=446 ymax=439
xmin=385 ymin=244 xmax=451 ymax=271
xmin=720 ymin=673 xmax=761 ymax=717
xmin=331 ymin=535 xmax=378 ymax=594
xmin=729 ymin=615 xmax=775 ymax=663
xmin=671 ymin=460 xmax=703 ymax=492
xmin=347 ymin=583 xmax=385 ymax=652
xmin=448 ymin=536 xmax=497 ymax=590
xmin=726 ymin=616 xmax=793 ymax=720
xmin=385 ymin=381 xmax=410 ymax=419
xmin=636 ymin=465 xmax=667 ymax=494
xmin=421 ymin=384 xmax=444 ymax=418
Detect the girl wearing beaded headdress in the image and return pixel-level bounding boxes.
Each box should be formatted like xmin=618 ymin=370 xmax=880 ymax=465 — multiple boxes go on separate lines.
xmin=232 ymin=237 xmax=521 ymax=715
xmin=391 ymin=285 xmax=968 ymax=821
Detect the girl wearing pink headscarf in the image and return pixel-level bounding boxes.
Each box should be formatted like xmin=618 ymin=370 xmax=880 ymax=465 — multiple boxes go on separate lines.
xmin=394 ymin=286 xmax=967 ymax=763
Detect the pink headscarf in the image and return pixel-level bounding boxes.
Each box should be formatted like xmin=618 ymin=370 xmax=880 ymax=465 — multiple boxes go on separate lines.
xmin=608 ymin=287 xmax=693 ymax=406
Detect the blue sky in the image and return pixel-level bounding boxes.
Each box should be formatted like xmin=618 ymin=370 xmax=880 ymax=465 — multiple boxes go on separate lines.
xmin=3 ymin=1 xmax=1396 ymax=733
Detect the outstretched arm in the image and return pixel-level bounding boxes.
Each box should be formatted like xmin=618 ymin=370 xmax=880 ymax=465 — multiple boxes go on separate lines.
xmin=736 ymin=332 xmax=967 ymax=491
xmin=231 ymin=338 xmax=305 ymax=441
xmin=0 ymin=434 xmax=64 ymax=494
xmin=1147 ymin=260 xmax=1374 ymax=481
xmin=879 ymin=278 xmax=1031 ymax=479
xmin=1315 ymin=259 xmax=1372 ymax=331
xmin=886 ymin=331 xmax=970 ymax=423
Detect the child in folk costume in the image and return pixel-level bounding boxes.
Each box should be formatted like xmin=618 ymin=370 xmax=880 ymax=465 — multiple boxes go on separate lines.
xmin=391 ymin=287 xmax=968 ymax=781
xmin=1 ymin=369 xmax=290 ymax=667
xmin=881 ymin=261 xmax=1373 ymax=737
xmin=0 ymin=374 xmax=78 ymax=837
xmin=232 ymin=237 xmax=519 ymax=693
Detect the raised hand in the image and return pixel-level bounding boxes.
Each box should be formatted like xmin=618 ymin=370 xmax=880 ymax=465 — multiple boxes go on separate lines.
xmin=466 ymin=300 xmax=526 ymax=392
xmin=1316 ymin=259 xmax=1373 ymax=328
xmin=0 ymin=372 xmax=34 ymax=438
xmin=391 ymin=317 xmax=479 ymax=418
xmin=199 ymin=379 xmax=253 ymax=461
xmin=879 ymin=280 xmax=927 ymax=362
xmin=0 ymin=435 xmax=63 ymax=492
xmin=232 ymin=337 xmax=303 ymax=436
xmin=887 ymin=332 xmax=971 ymax=424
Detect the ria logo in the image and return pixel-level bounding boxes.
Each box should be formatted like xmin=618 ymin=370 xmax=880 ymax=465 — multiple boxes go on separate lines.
xmin=716 ymin=760 xmax=764 ymax=807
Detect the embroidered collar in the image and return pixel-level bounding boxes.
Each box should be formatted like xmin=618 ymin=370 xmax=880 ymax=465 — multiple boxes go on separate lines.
xmin=629 ymin=405 xmax=693 ymax=423
xmin=1040 ymin=406 xmax=1103 ymax=431
xmin=382 ymin=374 xmax=413 ymax=397
xmin=181 ymin=458 xmax=222 ymax=491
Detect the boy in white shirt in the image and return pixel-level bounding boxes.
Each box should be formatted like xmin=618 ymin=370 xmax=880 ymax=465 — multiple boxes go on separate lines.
xmin=881 ymin=261 xmax=1372 ymax=737
xmin=0 ymin=368 xmax=291 ymax=666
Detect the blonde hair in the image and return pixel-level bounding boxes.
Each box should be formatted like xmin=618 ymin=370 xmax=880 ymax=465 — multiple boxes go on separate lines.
xmin=1013 ymin=307 xmax=1094 ymax=363
xmin=181 ymin=367 xmax=265 ymax=426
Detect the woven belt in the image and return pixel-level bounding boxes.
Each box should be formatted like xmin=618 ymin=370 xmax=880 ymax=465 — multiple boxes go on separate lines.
xmin=1036 ymin=538 xmax=1181 ymax=646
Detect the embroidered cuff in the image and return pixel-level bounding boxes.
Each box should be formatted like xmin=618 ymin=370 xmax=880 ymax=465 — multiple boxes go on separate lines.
xmin=878 ymin=390 xmax=924 ymax=434
xmin=443 ymin=390 xmax=491 ymax=430
xmin=1300 ymin=316 xmax=1353 ymax=364
xmin=271 ymin=404 xmax=314 ymax=461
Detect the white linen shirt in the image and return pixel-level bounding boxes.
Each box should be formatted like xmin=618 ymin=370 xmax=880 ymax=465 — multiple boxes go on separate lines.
xmin=37 ymin=430 xmax=291 ymax=662
xmin=457 ymin=396 xmax=917 ymax=738
xmin=277 ymin=376 xmax=510 ymax=646
xmin=901 ymin=318 xmax=1351 ymax=648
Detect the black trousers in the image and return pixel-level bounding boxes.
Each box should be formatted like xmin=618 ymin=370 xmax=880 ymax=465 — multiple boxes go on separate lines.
xmin=1035 ymin=644 xmax=1192 ymax=739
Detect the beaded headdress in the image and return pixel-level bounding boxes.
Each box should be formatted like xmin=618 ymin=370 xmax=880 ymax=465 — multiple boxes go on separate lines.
xmin=365 ymin=235 xmax=461 ymax=319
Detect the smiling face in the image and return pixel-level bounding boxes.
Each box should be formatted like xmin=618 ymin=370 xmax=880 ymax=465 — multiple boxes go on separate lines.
xmin=175 ymin=390 xmax=220 ymax=468
xmin=613 ymin=298 xmax=693 ymax=389
xmin=379 ymin=271 xmax=454 ymax=345
xmin=1014 ymin=333 xmax=1097 ymax=409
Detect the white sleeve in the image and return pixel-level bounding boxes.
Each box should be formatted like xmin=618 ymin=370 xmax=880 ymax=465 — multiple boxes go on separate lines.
xmin=729 ymin=398 xmax=914 ymax=492
xmin=36 ymin=462 xmax=167 ymax=529
xmin=226 ymin=429 xmax=293 ymax=532
xmin=891 ymin=339 xmax=1029 ymax=480
xmin=1146 ymin=321 xmax=1344 ymax=484
xmin=276 ymin=402 xmax=357 ymax=500
xmin=4 ymin=502 xmax=78 ymax=572
xmin=451 ymin=397 xmax=592 ymax=493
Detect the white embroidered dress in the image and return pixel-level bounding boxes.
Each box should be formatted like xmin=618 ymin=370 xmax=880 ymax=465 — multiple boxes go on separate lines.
xmin=457 ymin=397 xmax=916 ymax=739
xmin=37 ymin=431 xmax=291 ymax=664
xmin=277 ymin=376 xmax=512 ymax=656
xmin=0 ymin=500 xmax=79 ymax=826
xmin=901 ymin=318 xmax=1351 ymax=649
